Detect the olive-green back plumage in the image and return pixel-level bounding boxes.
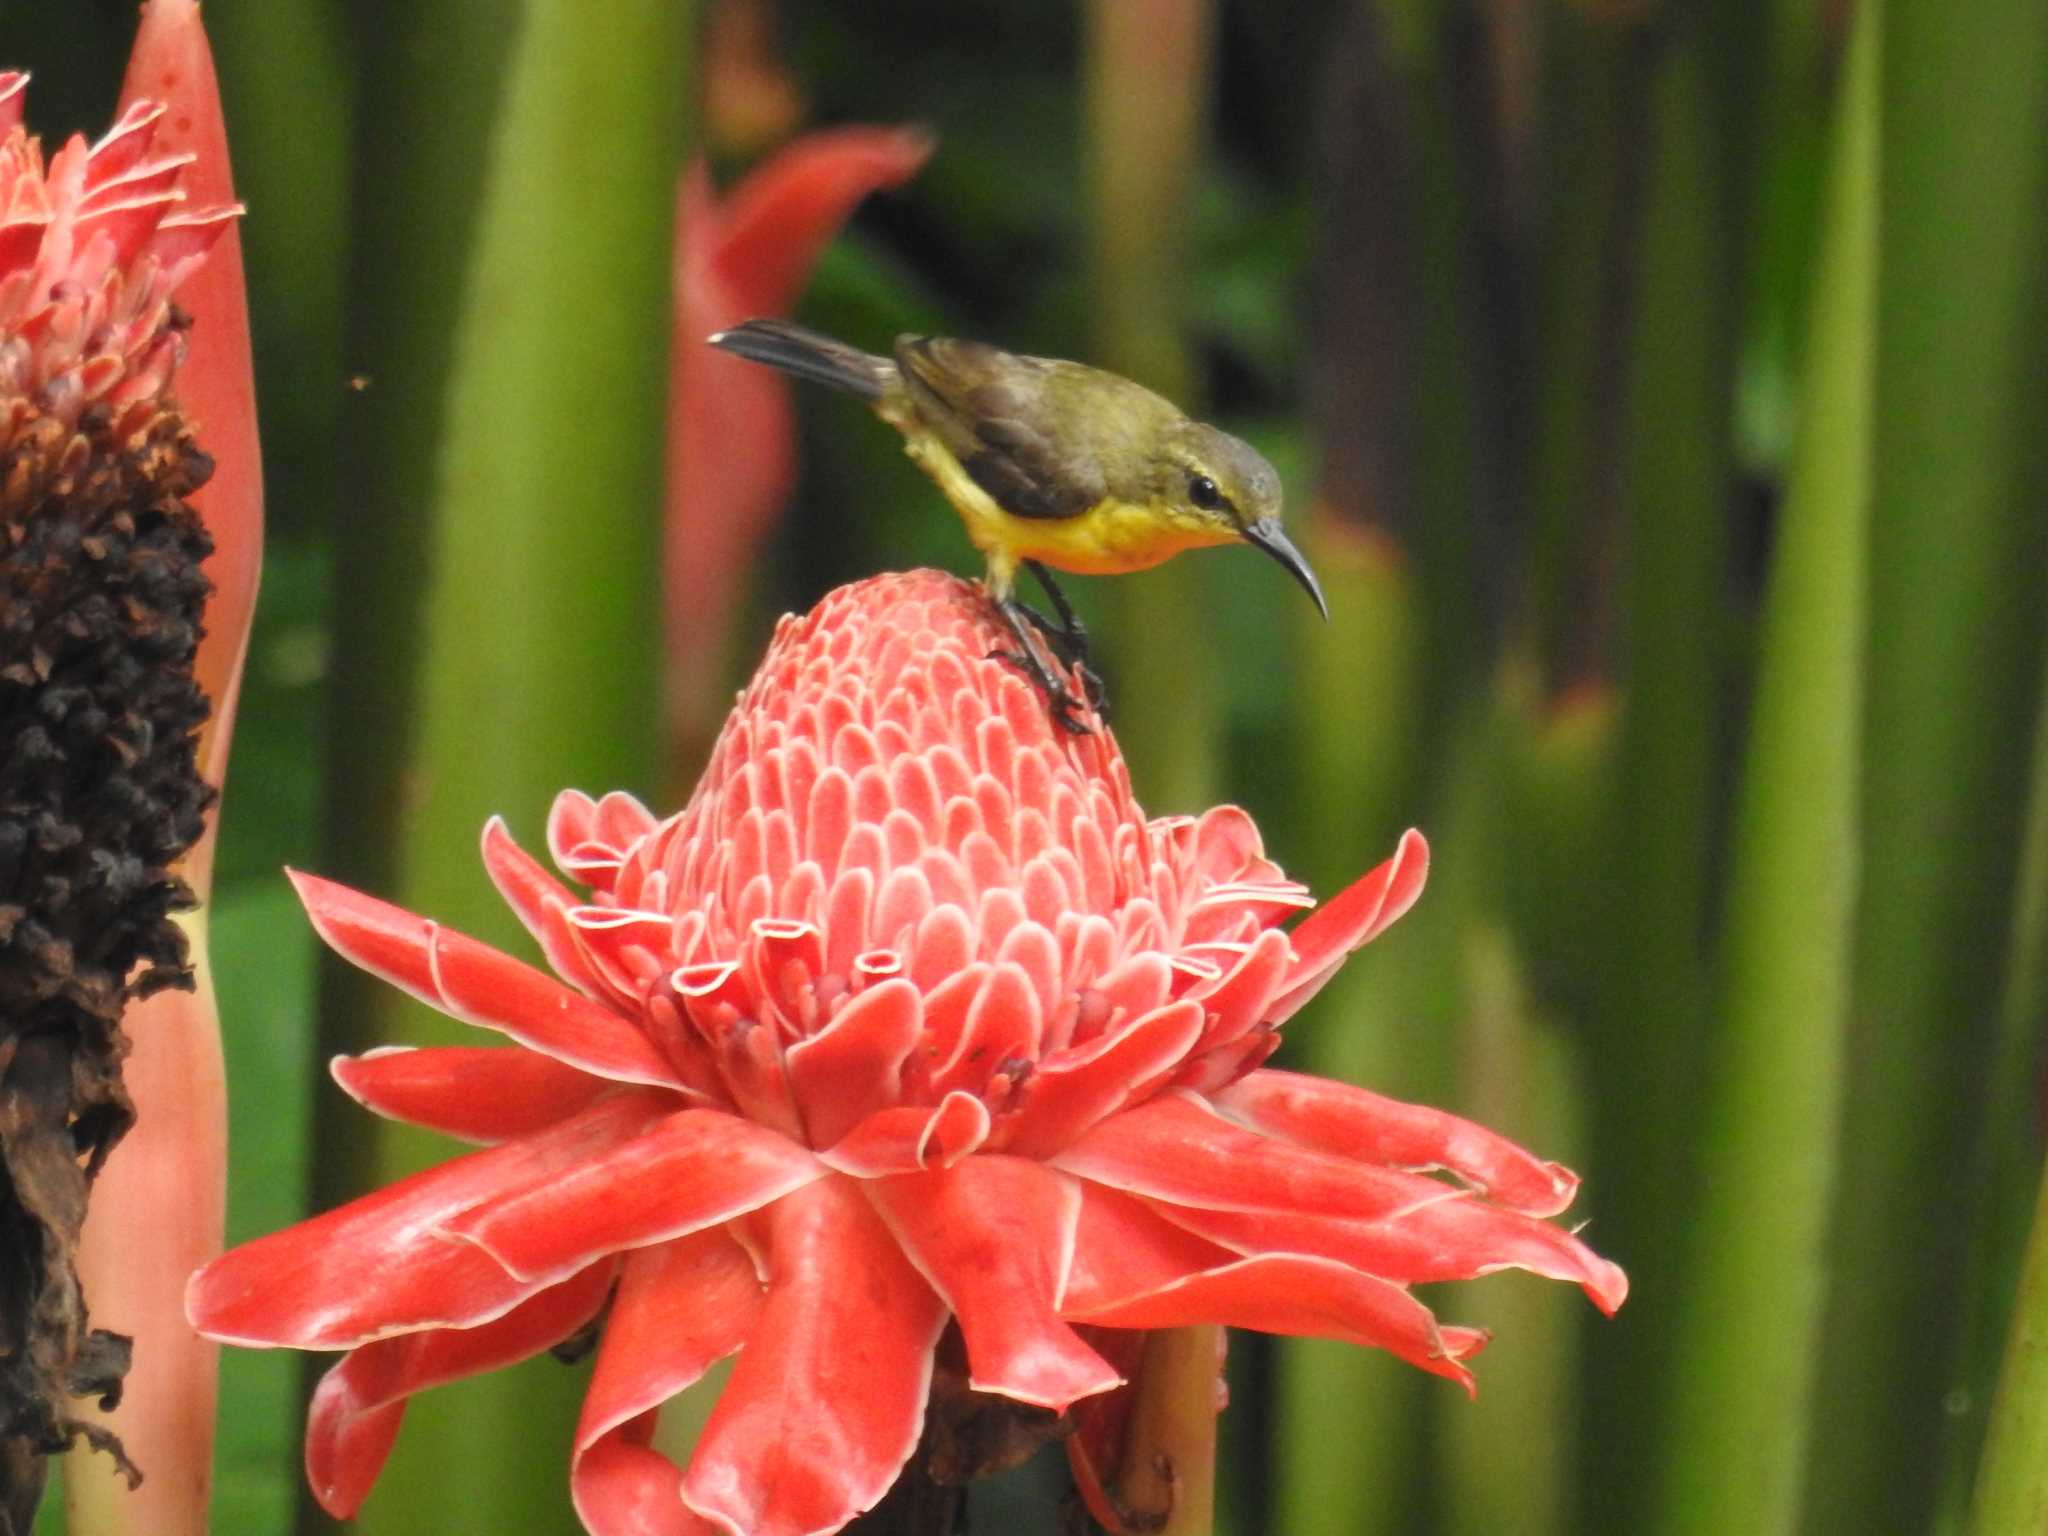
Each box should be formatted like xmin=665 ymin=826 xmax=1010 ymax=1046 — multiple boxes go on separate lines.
xmin=706 ymin=316 xmax=1322 ymax=615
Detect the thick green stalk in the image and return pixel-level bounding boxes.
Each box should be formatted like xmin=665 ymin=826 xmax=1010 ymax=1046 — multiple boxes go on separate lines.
xmin=1971 ymin=1145 xmax=2048 ymax=1536
xmin=1523 ymin=13 xmax=1644 ymax=686
xmin=1732 ymin=0 xmax=1832 ymax=474
xmin=1965 ymin=654 xmax=2048 ymax=1535
xmin=323 ymin=0 xmax=514 ymax=1005
xmin=199 ymin=0 xmax=353 ymax=550
xmin=1082 ymin=0 xmax=1218 ymax=812
xmin=1578 ymin=9 xmax=1752 ymax=1513
xmin=1293 ymin=525 xmax=1417 ymax=891
xmin=1941 ymin=453 xmax=2048 ymax=1527
xmin=1646 ymin=5 xmax=1875 ymax=1530
xmin=320 ymin=1 xmax=687 ymax=1531
xmin=1805 ymin=0 xmax=2048 ymax=1524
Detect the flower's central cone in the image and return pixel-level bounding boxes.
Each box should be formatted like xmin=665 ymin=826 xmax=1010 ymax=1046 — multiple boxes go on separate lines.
xmin=536 ymin=571 xmax=1315 ymax=1159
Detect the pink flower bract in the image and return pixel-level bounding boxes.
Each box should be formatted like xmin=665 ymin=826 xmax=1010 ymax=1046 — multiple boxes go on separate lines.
xmin=189 ymin=570 xmax=1625 ymax=1536
xmin=0 ymin=73 xmax=238 ymax=449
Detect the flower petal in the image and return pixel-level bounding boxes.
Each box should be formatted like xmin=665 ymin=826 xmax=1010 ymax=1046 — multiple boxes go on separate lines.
xmin=443 ymin=1108 xmax=823 ymax=1285
xmin=784 ymin=976 xmax=920 ymax=1147
xmin=117 ymin=0 xmax=260 ymax=782
xmin=306 ymin=1260 xmax=616 ymax=1517
xmin=575 ymin=1422 xmax=725 ymax=1536
xmin=703 ymin=126 xmax=932 ymax=314
xmin=1065 ymin=1252 xmax=1484 ymax=1395
xmin=1053 ymin=1091 xmax=1471 ymax=1223
xmin=1000 ymin=1002 xmax=1204 ymax=1159
xmin=1140 ymin=1199 xmax=1627 ymax=1315
xmin=1062 ymin=1185 xmax=1239 ymax=1315
xmin=1267 ymin=828 xmax=1428 ymax=1022
xmin=570 ymin=1231 xmax=763 ymax=1535
xmin=577 ymin=1230 xmax=763 ymax=1455
xmin=865 ymin=1158 xmax=1119 ymax=1411
xmin=929 ymin=961 xmax=1041 ymax=1098
xmin=331 ymin=1046 xmax=615 ymax=1144
xmin=1214 ymin=1068 xmax=1582 ymax=1217
xmin=817 ymin=1091 xmax=992 ymax=1178
xmin=681 ymin=1178 xmax=946 ymax=1536
xmin=187 ymin=1092 xmax=669 ymax=1348
xmin=1184 ymin=927 xmax=1293 ymax=1052
xmin=288 ymin=868 xmax=680 ymax=1088
xmin=480 ymin=814 xmax=606 ymax=995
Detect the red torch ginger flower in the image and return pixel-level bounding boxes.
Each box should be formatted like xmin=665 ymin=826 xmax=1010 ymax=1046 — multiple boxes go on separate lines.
xmin=189 ymin=571 xmax=1625 ymax=1536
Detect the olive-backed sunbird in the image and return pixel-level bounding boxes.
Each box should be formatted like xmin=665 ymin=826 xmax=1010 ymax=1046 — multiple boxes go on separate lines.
xmin=707 ymin=318 xmax=1326 ymax=729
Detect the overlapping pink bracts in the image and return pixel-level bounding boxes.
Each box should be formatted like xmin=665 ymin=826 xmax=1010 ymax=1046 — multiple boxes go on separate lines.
xmin=189 ymin=570 xmax=1625 ymax=1536
xmin=0 ymin=72 xmax=238 ymax=453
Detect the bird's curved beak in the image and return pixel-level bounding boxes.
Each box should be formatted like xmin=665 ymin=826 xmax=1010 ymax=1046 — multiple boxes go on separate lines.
xmin=1242 ymin=518 xmax=1328 ymax=620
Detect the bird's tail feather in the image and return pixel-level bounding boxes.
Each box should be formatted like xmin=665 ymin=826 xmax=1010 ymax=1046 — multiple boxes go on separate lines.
xmin=707 ymin=319 xmax=889 ymax=401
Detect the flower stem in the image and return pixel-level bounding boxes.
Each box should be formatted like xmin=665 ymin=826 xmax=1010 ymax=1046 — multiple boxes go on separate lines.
xmin=1970 ymin=1118 xmax=2048 ymax=1534
xmin=1647 ymin=5 xmax=1876 ymax=1527
xmin=1963 ymin=651 xmax=2048 ymax=1535
xmin=1082 ymin=0 xmax=1220 ymax=813
xmin=1808 ymin=0 xmax=2048 ymax=1520
xmin=1111 ymin=1326 xmax=1220 ymax=1536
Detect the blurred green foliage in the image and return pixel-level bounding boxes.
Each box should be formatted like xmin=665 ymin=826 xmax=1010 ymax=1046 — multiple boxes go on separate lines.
xmin=9 ymin=0 xmax=2048 ymax=1531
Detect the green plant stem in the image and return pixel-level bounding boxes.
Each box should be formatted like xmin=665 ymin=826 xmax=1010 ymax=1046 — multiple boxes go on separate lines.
xmin=1578 ymin=9 xmax=1752 ymax=1514
xmin=1806 ymin=0 xmax=2048 ymax=1524
xmin=1647 ymin=4 xmax=1876 ymax=1530
xmin=1082 ymin=0 xmax=1218 ymax=813
xmin=1112 ymin=1326 xmax=1221 ymax=1536
xmin=1294 ymin=525 xmax=1417 ymax=889
xmin=1965 ymin=654 xmax=2048 ymax=1534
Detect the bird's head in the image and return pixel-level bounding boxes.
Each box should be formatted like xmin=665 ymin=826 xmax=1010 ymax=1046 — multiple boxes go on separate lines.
xmin=1155 ymin=420 xmax=1327 ymax=618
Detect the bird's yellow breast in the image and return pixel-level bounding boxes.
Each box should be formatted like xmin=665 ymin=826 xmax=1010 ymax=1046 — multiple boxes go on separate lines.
xmin=899 ymin=427 xmax=1229 ymax=595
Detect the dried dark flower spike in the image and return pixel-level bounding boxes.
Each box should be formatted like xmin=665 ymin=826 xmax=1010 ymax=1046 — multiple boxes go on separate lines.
xmin=0 ymin=74 xmax=236 ymax=1531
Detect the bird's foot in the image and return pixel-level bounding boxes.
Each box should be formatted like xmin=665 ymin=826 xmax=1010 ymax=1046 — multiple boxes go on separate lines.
xmin=987 ymin=648 xmax=1096 ymax=735
xmin=1021 ymin=561 xmax=1092 ymax=661
xmin=990 ymin=591 xmax=1103 ymax=734
xmin=1013 ymin=563 xmax=1110 ymax=719
xmin=1013 ymin=607 xmax=1109 ymax=715
xmin=1015 ymin=601 xmax=1082 ymax=659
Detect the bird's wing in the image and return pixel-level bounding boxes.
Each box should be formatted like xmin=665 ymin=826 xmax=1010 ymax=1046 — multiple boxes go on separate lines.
xmin=894 ymin=337 xmax=1106 ymax=520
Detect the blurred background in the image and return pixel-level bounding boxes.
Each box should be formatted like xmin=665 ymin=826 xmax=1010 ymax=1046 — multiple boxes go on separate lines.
xmin=8 ymin=0 xmax=2047 ymax=1531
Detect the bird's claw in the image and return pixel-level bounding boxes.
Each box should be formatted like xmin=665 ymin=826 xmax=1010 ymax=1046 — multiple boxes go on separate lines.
xmin=986 ymin=647 xmax=1095 ymax=734
xmin=1008 ymin=565 xmax=1111 ymax=724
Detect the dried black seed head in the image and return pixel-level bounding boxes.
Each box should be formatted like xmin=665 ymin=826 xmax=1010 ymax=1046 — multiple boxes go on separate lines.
xmin=1 ymin=394 xmax=218 ymax=1527
xmin=2 ymin=411 xmax=216 ymax=1037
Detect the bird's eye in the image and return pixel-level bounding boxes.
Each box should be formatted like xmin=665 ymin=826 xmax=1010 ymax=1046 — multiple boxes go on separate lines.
xmin=1188 ymin=473 xmax=1224 ymax=511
